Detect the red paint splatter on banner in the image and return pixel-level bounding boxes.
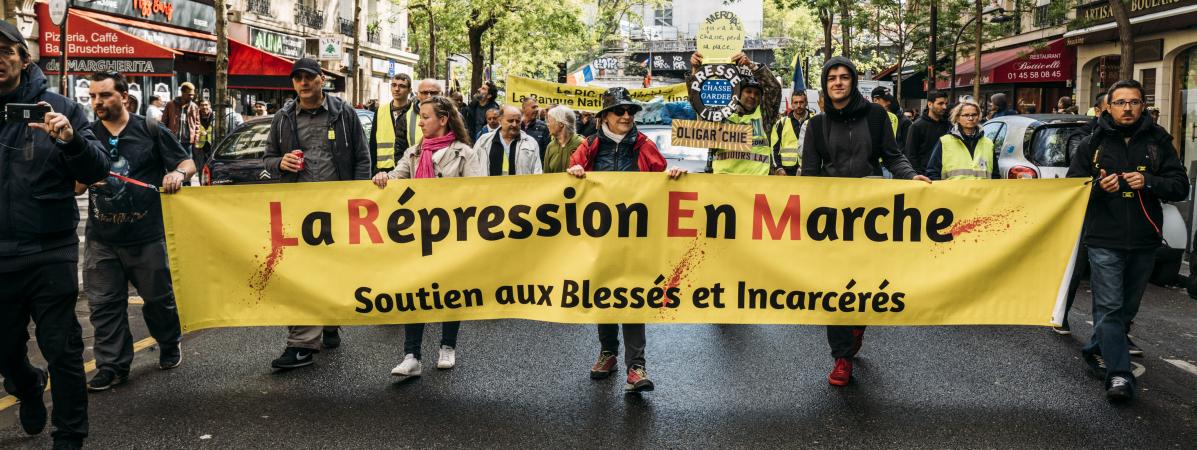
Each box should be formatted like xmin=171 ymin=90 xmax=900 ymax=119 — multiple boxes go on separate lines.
xmin=248 ymin=235 xmax=289 ymax=299
xmin=656 ymin=240 xmax=706 ymax=320
xmin=949 ymin=208 xmax=1020 ymax=238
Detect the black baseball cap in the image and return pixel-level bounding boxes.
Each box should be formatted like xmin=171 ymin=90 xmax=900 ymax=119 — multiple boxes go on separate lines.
xmin=290 ymin=58 xmax=322 ymax=77
xmin=870 ymin=86 xmax=890 ymax=99
xmin=0 ymin=21 xmax=27 ymax=48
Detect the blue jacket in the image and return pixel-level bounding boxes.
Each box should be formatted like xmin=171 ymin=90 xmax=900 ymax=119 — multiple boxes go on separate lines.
xmin=0 ymin=64 xmax=110 ymax=271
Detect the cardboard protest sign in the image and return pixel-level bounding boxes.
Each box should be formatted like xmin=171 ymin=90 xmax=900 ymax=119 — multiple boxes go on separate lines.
xmin=696 ymin=11 xmax=745 ymax=65
xmin=671 ymin=119 xmax=752 ymax=151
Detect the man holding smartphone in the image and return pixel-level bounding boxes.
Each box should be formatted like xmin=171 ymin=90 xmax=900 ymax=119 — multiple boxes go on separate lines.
xmin=0 ymin=22 xmax=110 ymax=449
xmin=78 ymin=72 xmax=193 ymax=393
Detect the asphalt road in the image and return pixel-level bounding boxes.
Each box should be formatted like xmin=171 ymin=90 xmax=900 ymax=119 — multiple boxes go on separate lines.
xmin=2 ymin=198 xmax=1196 ymax=448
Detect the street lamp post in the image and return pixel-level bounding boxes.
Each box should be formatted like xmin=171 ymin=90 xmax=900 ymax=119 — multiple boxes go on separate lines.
xmin=949 ymin=7 xmax=1010 ymax=103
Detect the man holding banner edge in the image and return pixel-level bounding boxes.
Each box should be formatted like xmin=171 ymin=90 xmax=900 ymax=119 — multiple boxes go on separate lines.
xmin=801 ymin=56 xmax=931 ymax=387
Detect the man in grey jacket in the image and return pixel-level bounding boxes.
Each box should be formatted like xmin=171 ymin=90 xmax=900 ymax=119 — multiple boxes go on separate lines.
xmin=473 ymin=105 xmax=543 ymax=176
xmin=262 ymin=58 xmax=370 ymax=369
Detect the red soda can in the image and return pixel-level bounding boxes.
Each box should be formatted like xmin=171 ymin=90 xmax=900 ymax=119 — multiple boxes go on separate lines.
xmin=292 ymin=150 xmax=305 ymax=171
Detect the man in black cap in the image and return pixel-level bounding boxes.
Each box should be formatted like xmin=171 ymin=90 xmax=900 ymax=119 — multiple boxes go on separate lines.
xmin=802 ymin=56 xmax=930 ymax=387
xmin=261 ymin=58 xmax=370 ymax=370
xmin=687 ymin=51 xmax=781 ymax=175
xmin=0 ymin=21 xmax=110 ymax=449
xmin=567 ymin=87 xmax=685 ymax=394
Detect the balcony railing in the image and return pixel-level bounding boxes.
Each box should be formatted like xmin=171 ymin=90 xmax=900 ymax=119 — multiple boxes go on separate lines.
xmin=339 ymin=18 xmax=355 ymax=36
xmin=367 ymin=28 xmax=381 ymax=45
xmin=295 ymin=5 xmax=325 ymax=29
xmin=247 ymin=0 xmax=269 ymax=16
xmin=391 ymin=34 xmax=404 ymax=50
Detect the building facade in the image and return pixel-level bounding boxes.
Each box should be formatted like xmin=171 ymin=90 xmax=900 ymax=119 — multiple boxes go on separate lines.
xmin=1065 ymin=0 xmax=1197 ymax=171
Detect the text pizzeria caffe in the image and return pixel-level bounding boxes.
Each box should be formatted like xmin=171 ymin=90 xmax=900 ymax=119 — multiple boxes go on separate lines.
xmin=34 ymin=0 xmax=216 ymax=114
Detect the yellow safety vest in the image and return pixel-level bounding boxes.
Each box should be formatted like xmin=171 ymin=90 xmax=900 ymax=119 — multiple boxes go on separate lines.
xmin=886 ymin=111 xmax=899 ymax=136
xmin=376 ymin=100 xmax=422 ymax=170
xmin=769 ymin=116 xmax=803 ymax=170
xmin=939 ymin=134 xmax=995 ymax=180
xmin=197 ymin=123 xmax=210 ymax=147
xmin=715 ymin=108 xmax=772 ymax=175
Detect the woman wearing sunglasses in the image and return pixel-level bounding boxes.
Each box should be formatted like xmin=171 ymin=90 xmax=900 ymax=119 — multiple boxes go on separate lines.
xmin=566 ymin=87 xmax=685 ymax=394
xmin=925 ymin=99 xmax=1000 ymax=180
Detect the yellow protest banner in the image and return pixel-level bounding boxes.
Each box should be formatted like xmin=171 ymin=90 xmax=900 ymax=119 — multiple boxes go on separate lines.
xmin=162 ymin=175 xmax=1087 ymax=332
xmin=671 ymin=119 xmax=751 ymax=151
xmin=505 ymin=75 xmax=689 ymax=112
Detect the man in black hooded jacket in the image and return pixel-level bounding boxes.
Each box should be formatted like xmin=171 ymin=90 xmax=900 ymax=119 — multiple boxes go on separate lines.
xmin=801 ymin=56 xmax=930 ymax=387
xmin=0 ymin=22 xmax=110 ymax=449
xmin=1066 ymin=79 xmax=1188 ymax=402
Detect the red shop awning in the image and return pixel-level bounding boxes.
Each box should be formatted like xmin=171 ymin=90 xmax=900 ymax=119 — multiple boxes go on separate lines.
xmin=228 ymin=39 xmax=346 ymax=92
xmin=35 ymin=2 xmax=178 ymax=77
xmin=935 ymin=39 xmax=1075 ymax=90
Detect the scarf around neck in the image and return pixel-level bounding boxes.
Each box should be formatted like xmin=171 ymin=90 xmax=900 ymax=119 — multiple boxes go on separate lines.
xmin=415 ymin=132 xmax=457 ymax=179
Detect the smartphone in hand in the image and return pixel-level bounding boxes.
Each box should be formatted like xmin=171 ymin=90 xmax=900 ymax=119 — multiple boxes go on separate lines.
xmin=5 ymin=103 xmax=52 ymax=123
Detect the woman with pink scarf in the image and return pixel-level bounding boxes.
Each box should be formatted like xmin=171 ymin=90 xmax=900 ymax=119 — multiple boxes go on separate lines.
xmin=372 ymin=96 xmax=486 ymax=377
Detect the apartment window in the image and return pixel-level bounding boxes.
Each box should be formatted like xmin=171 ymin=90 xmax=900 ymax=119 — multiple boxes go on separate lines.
xmin=654 ymin=4 xmax=672 ymax=27
xmin=1033 ymin=4 xmax=1063 ymax=28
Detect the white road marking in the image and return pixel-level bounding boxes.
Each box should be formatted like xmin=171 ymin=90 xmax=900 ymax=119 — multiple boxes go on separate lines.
xmin=1163 ymin=359 xmax=1197 ymax=377
xmin=1132 ymin=362 xmax=1146 ymax=377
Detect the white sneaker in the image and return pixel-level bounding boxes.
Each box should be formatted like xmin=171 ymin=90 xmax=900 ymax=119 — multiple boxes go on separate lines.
xmin=390 ymin=354 xmax=422 ymax=377
xmin=437 ymin=345 xmax=456 ymax=369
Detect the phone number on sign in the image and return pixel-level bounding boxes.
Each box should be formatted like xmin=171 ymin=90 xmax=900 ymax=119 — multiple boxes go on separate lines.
xmin=1004 ymin=70 xmax=1063 ymax=81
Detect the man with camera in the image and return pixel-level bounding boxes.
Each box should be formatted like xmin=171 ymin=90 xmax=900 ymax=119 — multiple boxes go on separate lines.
xmin=0 ymin=22 xmax=110 ymax=449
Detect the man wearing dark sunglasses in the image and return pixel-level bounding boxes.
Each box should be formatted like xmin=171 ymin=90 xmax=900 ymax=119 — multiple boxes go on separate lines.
xmin=78 ymin=71 xmax=192 ymax=394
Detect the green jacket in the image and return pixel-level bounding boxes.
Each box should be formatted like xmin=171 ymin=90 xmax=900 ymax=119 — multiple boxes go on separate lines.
xmin=543 ymin=134 xmax=583 ymax=173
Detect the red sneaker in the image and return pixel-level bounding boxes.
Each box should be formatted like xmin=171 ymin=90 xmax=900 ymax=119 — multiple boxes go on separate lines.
xmin=848 ymin=328 xmax=865 ymax=357
xmin=828 ymin=358 xmax=853 ymax=386
xmin=590 ymin=351 xmax=617 ymax=380
xmin=625 ymin=365 xmax=654 ymax=392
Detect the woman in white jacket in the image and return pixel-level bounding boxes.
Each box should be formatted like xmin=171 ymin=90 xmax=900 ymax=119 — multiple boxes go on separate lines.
xmin=372 ymin=96 xmax=486 ymax=376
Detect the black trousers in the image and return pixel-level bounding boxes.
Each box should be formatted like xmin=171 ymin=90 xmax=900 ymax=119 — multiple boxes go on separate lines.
xmin=0 ymin=262 xmax=88 ymax=442
xmin=827 ymin=325 xmax=865 ymax=359
xmin=598 ymin=324 xmax=646 ymax=367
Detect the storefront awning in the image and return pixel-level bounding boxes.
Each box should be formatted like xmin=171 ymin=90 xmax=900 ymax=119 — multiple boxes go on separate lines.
xmin=73 ymin=7 xmax=216 ymax=55
xmin=35 ymin=2 xmax=178 ymax=77
xmin=935 ymin=39 xmax=1074 ymax=90
xmin=228 ymin=39 xmax=346 ymax=92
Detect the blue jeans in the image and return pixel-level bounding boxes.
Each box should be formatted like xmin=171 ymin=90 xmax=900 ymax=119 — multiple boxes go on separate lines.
xmin=1084 ymin=246 xmax=1155 ymax=387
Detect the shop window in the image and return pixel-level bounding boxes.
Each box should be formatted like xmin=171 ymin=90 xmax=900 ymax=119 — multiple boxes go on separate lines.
xmin=1177 ymin=47 xmax=1197 ymax=167
xmin=1141 ymin=68 xmax=1157 ymax=106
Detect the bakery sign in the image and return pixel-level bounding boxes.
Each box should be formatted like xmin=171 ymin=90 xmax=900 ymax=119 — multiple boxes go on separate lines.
xmin=990 ymin=39 xmax=1075 ymax=84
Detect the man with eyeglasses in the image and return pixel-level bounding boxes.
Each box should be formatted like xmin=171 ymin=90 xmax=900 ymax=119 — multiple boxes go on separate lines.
xmin=1067 ymin=79 xmax=1188 ymax=402
xmin=370 ymin=73 xmax=418 ymax=173
xmin=262 ymin=58 xmax=370 ymax=369
xmin=77 ymin=71 xmax=192 ymax=393
xmin=0 ymin=21 xmax=110 ymax=449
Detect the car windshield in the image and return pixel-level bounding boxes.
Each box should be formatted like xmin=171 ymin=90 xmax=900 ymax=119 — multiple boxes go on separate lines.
xmin=357 ymin=111 xmax=374 ymax=137
xmin=1027 ymin=124 xmax=1085 ymax=168
xmin=217 ymin=122 xmax=271 ymax=161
